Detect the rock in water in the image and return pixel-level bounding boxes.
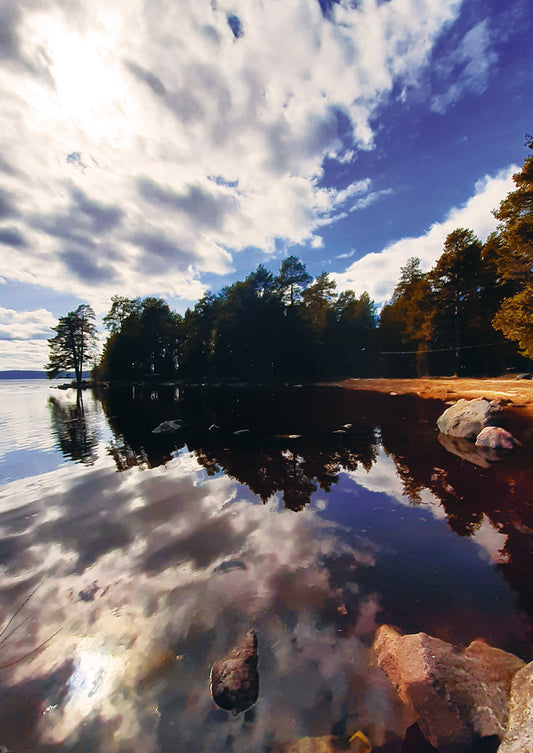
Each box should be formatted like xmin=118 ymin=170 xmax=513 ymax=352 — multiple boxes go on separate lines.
xmin=436 ymin=398 xmax=501 ymax=439
xmin=475 ymin=426 xmax=519 ymax=451
xmin=152 ymin=419 xmax=183 ymax=434
xmin=210 ymin=629 xmax=259 ymax=715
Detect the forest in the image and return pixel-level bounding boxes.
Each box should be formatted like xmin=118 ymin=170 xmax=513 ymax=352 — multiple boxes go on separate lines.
xmin=49 ymin=139 xmax=533 ymax=383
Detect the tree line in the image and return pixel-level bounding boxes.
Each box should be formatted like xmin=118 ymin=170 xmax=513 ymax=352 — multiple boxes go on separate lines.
xmin=47 ymin=138 xmax=533 ymax=382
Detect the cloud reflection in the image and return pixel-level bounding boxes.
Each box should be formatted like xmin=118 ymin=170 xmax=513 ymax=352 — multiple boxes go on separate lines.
xmin=0 ymin=449 xmax=407 ymax=751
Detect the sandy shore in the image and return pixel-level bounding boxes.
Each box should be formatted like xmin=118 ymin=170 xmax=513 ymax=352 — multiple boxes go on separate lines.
xmin=322 ymin=376 xmax=533 ymax=419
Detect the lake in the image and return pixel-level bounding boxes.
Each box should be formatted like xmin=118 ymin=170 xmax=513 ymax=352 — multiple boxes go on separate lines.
xmin=0 ymin=379 xmax=532 ymax=752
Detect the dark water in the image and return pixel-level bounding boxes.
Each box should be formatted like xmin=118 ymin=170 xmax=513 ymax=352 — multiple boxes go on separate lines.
xmin=0 ymin=380 xmax=532 ymax=752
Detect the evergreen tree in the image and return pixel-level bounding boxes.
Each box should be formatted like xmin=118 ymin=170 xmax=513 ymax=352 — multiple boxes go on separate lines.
xmin=302 ymin=272 xmax=337 ymax=332
xmin=95 ymin=297 xmax=181 ymax=380
xmin=103 ymin=296 xmax=142 ymax=334
xmin=379 ymin=258 xmax=432 ymax=376
xmin=276 ymin=255 xmax=312 ymax=307
xmin=492 ymin=138 xmax=533 ymax=357
xmin=46 ymin=304 xmax=97 ymax=383
xmin=430 ymin=229 xmax=482 ymax=374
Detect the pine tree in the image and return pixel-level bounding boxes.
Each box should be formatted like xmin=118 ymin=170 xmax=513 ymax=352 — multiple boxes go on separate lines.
xmin=492 ymin=138 xmax=533 ymax=357
xmin=46 ymin=304 xmax=97 ymax=383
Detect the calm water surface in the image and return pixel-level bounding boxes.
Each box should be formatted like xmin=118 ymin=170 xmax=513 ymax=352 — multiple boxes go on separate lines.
xmin=0 ymin=380 xmax=532 ymax=752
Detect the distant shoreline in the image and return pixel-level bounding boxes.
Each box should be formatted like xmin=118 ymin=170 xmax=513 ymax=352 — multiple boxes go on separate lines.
xmin=0 ymin=371 xmax=47 ymax=380
xmin=0 ymin=371 xmax=90 ymax=380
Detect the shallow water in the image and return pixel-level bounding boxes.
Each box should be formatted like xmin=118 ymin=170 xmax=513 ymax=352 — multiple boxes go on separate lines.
xmin=0 ymin=380 xmax=532 ymax=752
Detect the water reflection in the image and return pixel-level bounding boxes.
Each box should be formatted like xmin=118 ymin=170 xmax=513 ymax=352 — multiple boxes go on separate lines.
xmin=93 ymin=384 xmax=533 ymax=642
xmin=97 ymin=385 xmax=380 ymax=510
xmin=49 ymin=390 xmax=99 ymax=465
xmin=0 ymin=382 xmax=532 ymax=752
xmin=0 ymin=455 xmax=401 ymax=752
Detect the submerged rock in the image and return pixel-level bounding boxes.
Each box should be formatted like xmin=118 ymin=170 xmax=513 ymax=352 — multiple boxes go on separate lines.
xmin=499 ymin=660 xmax=533 ymax=752
xmin=436 ymin=398 xmax=501 ymax=439
xmin=210 ymin=629 xmax=259 ymax=715
xmin=152 ymin=419 xmax=183 ymax=434
xmin=373 ymin=625 xmax=524 ymax=752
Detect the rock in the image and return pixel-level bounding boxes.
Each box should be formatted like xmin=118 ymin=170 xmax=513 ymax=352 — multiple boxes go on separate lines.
xmin=436 ymin=398 xmax=502 ymax=439
xmin=514 ymin=372 xmax=532 ymax=380
xmin=152 ymin=419 xmax=183 ymax=434
xmin=373 ymin=625 xmax=525 ymax=752
xmin=498 ymin=661 xmax=533 ymax=752
xmin=475 ymin=426 xmax=519 ymax=451
xmin=210 ymin=629 xmax=259 ymax=715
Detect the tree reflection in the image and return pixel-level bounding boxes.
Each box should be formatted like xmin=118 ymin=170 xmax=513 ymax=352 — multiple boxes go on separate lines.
xmin=49 ymin=390 xmax=98 ymax=465
xmin=95 ymin=385 xmax=379 ymax=510
xmin=93 ymin=383 xmax=533 ymax=631
xmin=379 ymin=410 xmax=533 ymax=636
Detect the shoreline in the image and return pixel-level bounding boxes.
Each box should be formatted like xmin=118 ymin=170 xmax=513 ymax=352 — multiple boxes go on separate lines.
xmin=53 ymin=374 xmax=533 ymax=427
xmin=319 ymin=376 xmax=533 ymax=413
xmin=318 ymin=377 xmax=533 ymax=443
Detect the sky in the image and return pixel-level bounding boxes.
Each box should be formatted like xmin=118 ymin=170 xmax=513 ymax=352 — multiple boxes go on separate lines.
xmin=0 ymin=0 xmax=532 ymax=370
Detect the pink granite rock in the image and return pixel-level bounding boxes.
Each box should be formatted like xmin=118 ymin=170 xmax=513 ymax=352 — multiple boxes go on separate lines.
xmin=499 ymin=661 xmax=533 ymax=753
xmin=475 ymin=426 xmax=518 ymax=450
xmin=373 ymin=625 xmax=525 ymax=752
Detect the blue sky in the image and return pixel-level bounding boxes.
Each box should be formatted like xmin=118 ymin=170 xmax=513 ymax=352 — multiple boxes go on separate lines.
xmin=0 ymin=0 xmax=531 ymax=369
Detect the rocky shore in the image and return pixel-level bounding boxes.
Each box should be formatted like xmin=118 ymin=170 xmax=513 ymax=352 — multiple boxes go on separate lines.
xmin=373 ymin=624 xmax=532 ymax=753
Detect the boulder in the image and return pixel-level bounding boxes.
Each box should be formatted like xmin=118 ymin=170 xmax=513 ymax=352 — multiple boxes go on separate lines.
xmin=498 ymin=661 xmax=533 ymax=752
xmin=475 ymin=426 xmax=519 ymax=451
xmin=210 ymin=629 xmax=259 ymax=715
xmin=373 ymin=625 xmax=525 ymax=752
xmin=436 ymin=398 xmax=501 ymax=439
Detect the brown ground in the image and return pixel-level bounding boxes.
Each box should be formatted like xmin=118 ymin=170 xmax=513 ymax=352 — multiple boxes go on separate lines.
xmin=322 ymin=376 xmax=533 ymax=419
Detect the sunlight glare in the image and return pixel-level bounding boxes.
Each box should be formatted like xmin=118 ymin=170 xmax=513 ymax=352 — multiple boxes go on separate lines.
xmin=52 ymin=32 xmax=120 ymax=117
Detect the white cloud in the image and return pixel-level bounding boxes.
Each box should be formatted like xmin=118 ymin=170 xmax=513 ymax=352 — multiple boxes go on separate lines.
xmin=0 ymin=0 xmax=463 ymax=310
xmin=332 ymin=166 xmax=517 ymax=304
xmin=0 ymin=340 xmax=50 ymax=371
xmin=431 ymin=19 xmax=498 ymax=113
xmin=0 ymin=306 xmax=55 ymax=341
xmin=0 ymin=307 xmax=57 ymax=370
